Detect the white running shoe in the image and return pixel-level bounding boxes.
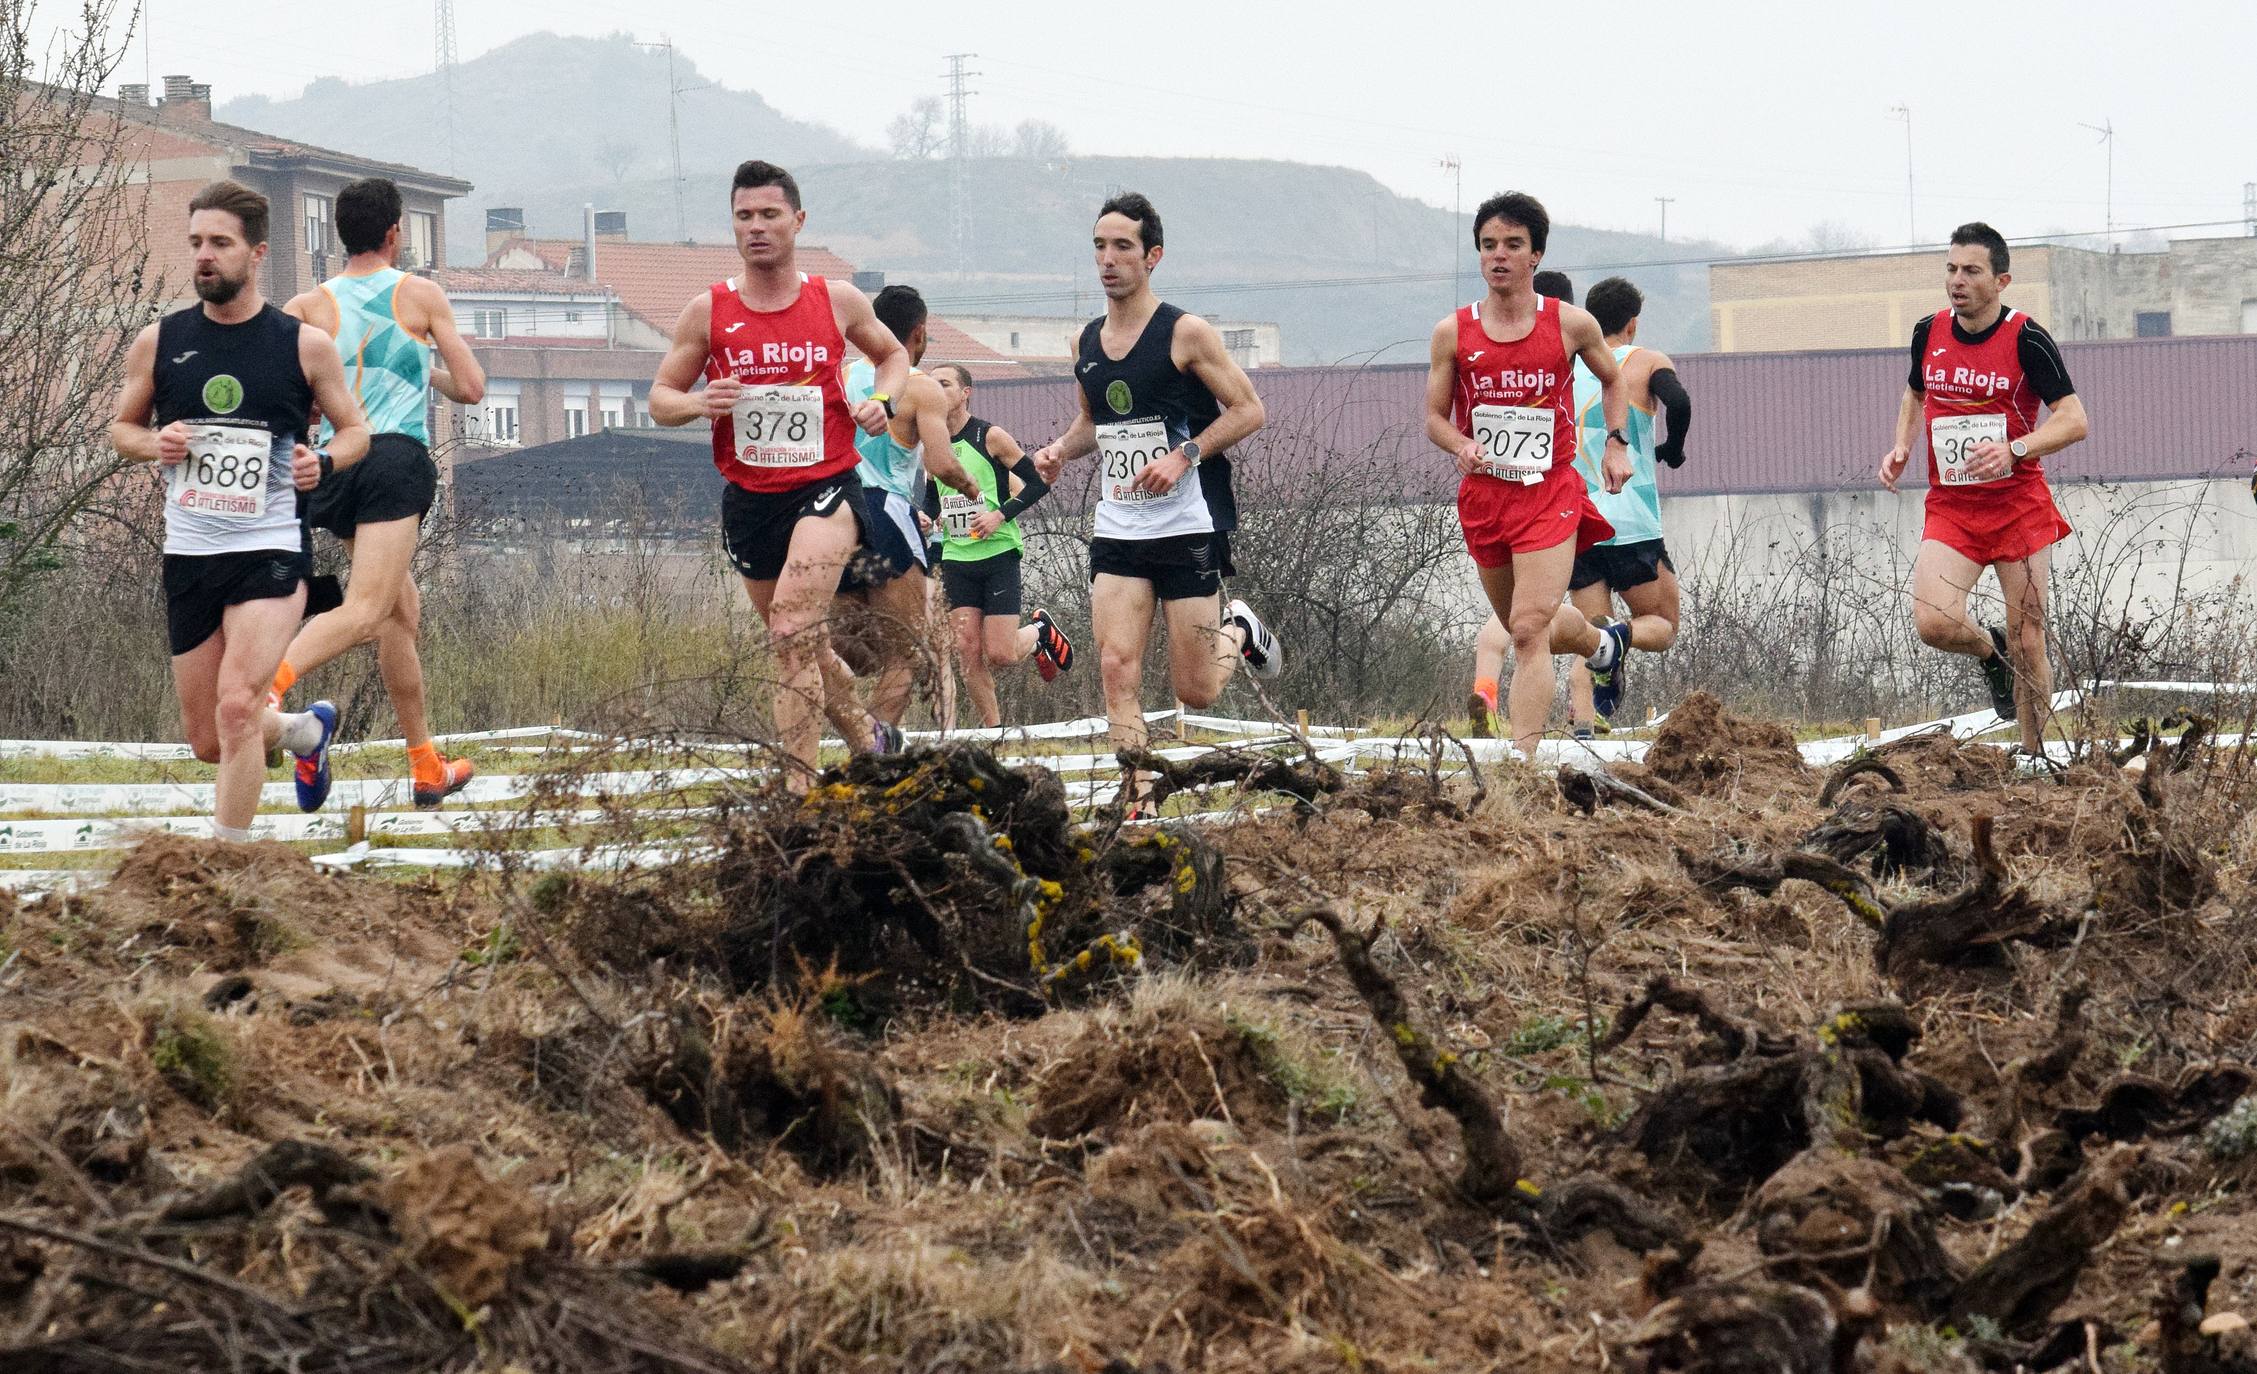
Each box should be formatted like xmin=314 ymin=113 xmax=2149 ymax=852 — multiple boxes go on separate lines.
xmin=1225 ymin=598 xmax=1283 ymax=681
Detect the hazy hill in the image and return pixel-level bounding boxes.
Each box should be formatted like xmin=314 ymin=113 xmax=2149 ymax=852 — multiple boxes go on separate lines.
xmin=222 ymin=34 xmax=1725 ymax=359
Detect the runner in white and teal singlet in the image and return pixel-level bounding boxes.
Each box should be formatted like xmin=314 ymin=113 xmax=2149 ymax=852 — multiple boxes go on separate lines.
xmin=318 ymin=268 xmax=432 ymax=442
xmin=1571 ymin=344 xmax=1662 ymax=546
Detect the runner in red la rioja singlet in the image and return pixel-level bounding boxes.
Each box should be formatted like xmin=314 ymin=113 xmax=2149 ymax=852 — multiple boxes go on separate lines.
xmin=648 ymin=159 xmax=910 ymax=788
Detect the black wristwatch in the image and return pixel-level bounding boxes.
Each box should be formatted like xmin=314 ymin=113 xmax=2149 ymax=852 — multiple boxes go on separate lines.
xmin=1179 ymin=440 xmax=1203 ymax=466
xmin=1606 ymin=428 xmax=1629 ymax=446
xmin=316 ymin=448 xmax=335 ymax=481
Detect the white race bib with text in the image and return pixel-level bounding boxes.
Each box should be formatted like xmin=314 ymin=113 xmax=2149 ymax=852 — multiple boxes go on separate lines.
xmin=1471 ymin=404 xmax=1555 ymax=483
xmin=1096 ymin=419 xmax=1172 ymax=503
xmin=730 ymin=384 xmax=824 ymax=468
xmin=170 ymin=423 xmax=271 ymax=519
xmin=1931 ymin=413 xmax=2010 ymax=486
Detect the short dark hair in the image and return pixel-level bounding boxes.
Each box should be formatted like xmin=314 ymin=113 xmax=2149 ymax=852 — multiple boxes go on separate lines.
xmin=872 ymin=284 xmax=927 ymax=343
xmin=935 ymin=363 xmax=973 ymax=389
xmin=335 ymin=177 xmax=402 ymax=255
xmin=731 ymin=159 xmax=801 ymax=211
xmin=1473 ymin=190 xmax=1548 ymax=254
xmin=1531 ymin=271 xmax=1574 ymax=304
xmin=1096 ymin=192 xmax=1163 ymax=251
xmin=1584 ymin=277 xmax=1644 ymax=335
xmin=1949 ymin=221 xmax=2010 ymax=275
xmin=188 ymin=179 xmax=269 ymax=246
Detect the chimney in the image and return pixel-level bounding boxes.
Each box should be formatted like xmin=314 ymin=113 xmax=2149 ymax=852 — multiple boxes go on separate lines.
xmin=484 ymin=206 xmax=525 ymax=259
xmin=581 ymin=204 xmax=598 ymax=282
xmin=159 ymin=74 xmax=209 ymax=120
xmin=593 ymin=210 xmax=627 ymax=239
xmin=852 ymin=270 xmax=886 ymax=293
xmin=118 ymin=82 xmax=149 ymax=107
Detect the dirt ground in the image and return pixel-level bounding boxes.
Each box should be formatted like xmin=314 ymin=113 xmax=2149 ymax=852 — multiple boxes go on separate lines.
xmin=7 ymin=698 xmax=2257 ymax=1373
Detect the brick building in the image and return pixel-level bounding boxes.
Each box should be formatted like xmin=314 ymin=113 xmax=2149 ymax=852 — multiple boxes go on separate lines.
xmin=1711 ymin=236 xmax=2257 ymax=353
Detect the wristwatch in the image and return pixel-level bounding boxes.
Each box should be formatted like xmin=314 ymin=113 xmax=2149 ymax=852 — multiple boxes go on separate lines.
xmin=871 ymin=392 xmax=895 ymax=418
xmin=1606 ymin=428 xmax=1629 ymax=446
xmin=2008 ymin=439 xmax=2029 ymax=460
xmin=316 ymin=448 xmax=335 ymax=481
xmin=1180 ymin=440 xmax=1203 ymax=466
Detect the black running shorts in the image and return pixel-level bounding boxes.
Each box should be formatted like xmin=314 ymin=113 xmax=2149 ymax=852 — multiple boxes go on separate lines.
xmin=163 ymin=548 xmax=309 ymax=655
xmin=306 ymin=433 xmax=438 ymax=539
xmin=839 ymin=487 xmax=929 ymax=593
xmin=1568 ymin=538 xmax=1673 ymax=593
xmin=941 ymin=552 xmax=1023 ymax=617
xmin=1088 ymin=531 xmax=1233 ymax=603
xmin=720 ymin=470 xmax=866 ymax=583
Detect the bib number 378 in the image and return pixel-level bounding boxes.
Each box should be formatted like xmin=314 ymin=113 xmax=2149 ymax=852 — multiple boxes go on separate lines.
xmin=731 ymin=384 xmax=824 ymax=468
xmin=1931 ymin=413 xmax=2010 ymax=487
xmin=1097 ymin=419 xmax=1172 ymax=503
xmin=1471 ymin=404 xmax=1554 ymax=484
xmin=171 ymin=423 xmax=270 ymax=518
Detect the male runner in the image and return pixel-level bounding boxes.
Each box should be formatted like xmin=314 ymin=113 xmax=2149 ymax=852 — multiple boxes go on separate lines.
xmin=1469 ymin=270 xmax=1575 ymax=738
xmin=649 ymin=160 xmax=905 ymax=787
xmin=838 ymin=284 xmax=978 ymax=743
xmin=108 ymin=180 xmax=369 ymax=838
xmin=1879 ymin=221 xmax=2087 ymax=755
xmin=1031 ymin=193 xmax=1282 ymax=817
xmin=1424 ymin=190 xmax=1631 ymax=762
xmin=274 ymin=177 xmax=487 ymax=809
xmin=925 ymin=363 xmax=1073 ymax=726
xmin=1565 ymin=276 xmax=1691 ymax=738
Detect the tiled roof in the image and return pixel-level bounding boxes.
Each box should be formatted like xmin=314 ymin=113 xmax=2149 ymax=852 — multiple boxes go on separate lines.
xmin=438 ymin=266 xmax=610 ymax=296
xmin=497 ymin=238 xmax=858 ymax=331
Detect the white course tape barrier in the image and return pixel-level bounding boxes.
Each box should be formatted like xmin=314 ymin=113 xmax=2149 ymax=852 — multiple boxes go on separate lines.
xmin=0 ymin=723 xmax=601 ymax=762
xmin=311 ymin=839 xmax=705 ymax=873
xmin=0 ymin=806 xmax=707 ymax=857
xmin=0 ymin=766 xmax=756 ymax=818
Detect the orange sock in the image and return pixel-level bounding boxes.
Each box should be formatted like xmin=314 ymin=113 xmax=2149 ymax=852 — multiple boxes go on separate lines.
xmin=408 ymin=742 xmax=444 ymax=785
xmin=270 ymin=660 xmax=298 ymax=700
xmin=1473 ymin=676 xmax=1499 ymax=711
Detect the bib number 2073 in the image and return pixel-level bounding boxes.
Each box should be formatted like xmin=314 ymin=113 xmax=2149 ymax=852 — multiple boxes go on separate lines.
xmin=731 ymin=384 xmax=824 ymax=468
xmin=1097 ymin=419 xmax=1171 ymax=503
xmin=171 ymin=423 xmax=270 ymax=518
xmin=1931 ymin=413 xmax=2009 ymax=487
xmin=1471 ymin=404 xmax=1553 ymax=484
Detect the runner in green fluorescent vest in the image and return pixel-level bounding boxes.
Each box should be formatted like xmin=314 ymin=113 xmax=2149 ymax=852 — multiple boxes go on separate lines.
xmin=923 ymin=364 xmax=1074 ymax=726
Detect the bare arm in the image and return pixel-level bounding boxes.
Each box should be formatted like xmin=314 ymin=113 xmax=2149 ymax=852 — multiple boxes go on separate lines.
xmin=1565 ymin=306 xmax=1629 ymax=494
xmin=906 ymin=374 xmax=976 ymax=497
xmin=2021 ymin=393 xmax=2088 ymax=459
xmin=1131 ymin=314 xmax=1265 ymax=497
xmin=108 ymin=325 xmax=173 ymax=465
xmin=301 ymin=325 xmax=369 ymax=469
xmin=650 ymin=294 xmax=725 ymax=426
xmin=833 ymin=283 xmax=904 ymax=436
xmin=1878 ymin=387 xmax=1922 ymax=492
xmin=413 ymin=278 xmax=485 ymax=405
xmin=1423 ymin=316 xmax=1477 ymax=471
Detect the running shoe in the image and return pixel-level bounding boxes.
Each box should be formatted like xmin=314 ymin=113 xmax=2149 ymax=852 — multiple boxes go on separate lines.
xmin=1588 ymin=620 xmax=1633 ymax=724
xmin=1225 ymin=598 xmax=1284 ymax=680
xmin=1980 ymin=626 xmax=2019 ymax=721
xmin=1030 ymin=608 xmax=1073 ymax=682
xmin=1468 ymin=690 xmax=1495 ymax=739
xmin=412 ymin=758 xmax=475 ymax=810
xmin=292 ymin=700 xmax=337 ymax=813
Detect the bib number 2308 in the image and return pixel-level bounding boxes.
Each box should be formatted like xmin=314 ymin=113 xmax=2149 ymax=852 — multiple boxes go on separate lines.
xmin=1097 ymin=419 xmax=1172 ymax=503
xmin=1471 ymin=404 xmax=1554 ymax=484
xmin=731 ymin=384 xmax=824 ymax=468
xmin=1931 ymin=413 xmax=2009 ymax=487
xmin=171 ymin=423 xmax=270 ymax=518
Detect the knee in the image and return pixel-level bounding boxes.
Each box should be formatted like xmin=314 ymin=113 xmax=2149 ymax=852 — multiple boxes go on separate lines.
xmin=189 ymin=736 xmax=221 ymax=765
xmin=213 ymin=689 xmax=263 ymax=743
xmin=1912 ymin=607 xmax=1959 ymax=649
xmin=1098 ymin=645 xmax=1141 ymax=693
xmin=2012 ymin=618 xmax=2047 ymax=661
xmin=1647 ymin=620 xmax=1680 ymax=652
xmin=767 ymin=612 xmax=827 ymax=661
xmin=1506 ymin=609 xmax=1552 ymax=649
xmin=985 ymin=645 xmax=1019 ymax=670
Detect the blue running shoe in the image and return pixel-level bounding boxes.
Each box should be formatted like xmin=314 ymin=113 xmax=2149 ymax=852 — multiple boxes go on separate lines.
xmin=1588 ymin=620 xmax=1633 ymax=725
xmin=292 ymin=700 xmax=337 ymax=812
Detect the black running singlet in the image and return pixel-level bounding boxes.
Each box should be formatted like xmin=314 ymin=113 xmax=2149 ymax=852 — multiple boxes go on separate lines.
xmin=1074 ymin=302 xmax=1237 ymax=539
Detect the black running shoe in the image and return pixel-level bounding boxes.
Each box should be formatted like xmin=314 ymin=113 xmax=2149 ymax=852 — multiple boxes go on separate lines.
xmin=1980 ymin=626 xmax=2018 ymax=721
xmin=1588 ymin=620 xmax=1632 ymax=724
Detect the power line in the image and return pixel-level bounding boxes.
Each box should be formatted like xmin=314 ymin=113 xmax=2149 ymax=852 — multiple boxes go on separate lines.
xmin=944 ymin=52 xmax=979 ymax=279
xmin=431 ymin=0 xmax=457 ymax=172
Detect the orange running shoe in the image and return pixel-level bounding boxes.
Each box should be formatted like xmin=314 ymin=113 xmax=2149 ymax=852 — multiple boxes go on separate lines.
xmin=413 ymin=757 xmax=474 ymax=810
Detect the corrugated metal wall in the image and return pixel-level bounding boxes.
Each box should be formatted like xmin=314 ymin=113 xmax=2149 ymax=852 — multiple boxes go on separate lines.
xmin=970 ymin=334 xmax=2257 ymax=500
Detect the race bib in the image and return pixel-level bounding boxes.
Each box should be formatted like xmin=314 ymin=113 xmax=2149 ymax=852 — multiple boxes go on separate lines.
xmin=1931 ymin=413 xmax=2010 ymax=487
xmin=730 ymin=384 xmax=824 ymax=468
xmin=170 ymin=423 xmax=271 ymax=519
xmin=1096 ymin=419 xmax=1172 ymax=503
xmin=940 ymin=490 xmax=986 ymax=540
xmin=1471 ymin=404 xmax=1555 ymax=483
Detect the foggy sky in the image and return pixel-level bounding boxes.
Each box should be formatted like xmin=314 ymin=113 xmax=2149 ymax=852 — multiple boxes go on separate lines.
xmin=43 ymin=0 xmax=2257 ymax=249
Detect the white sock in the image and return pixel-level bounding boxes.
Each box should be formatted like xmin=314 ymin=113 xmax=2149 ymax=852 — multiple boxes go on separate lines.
xmin=1586 ymin=626 xmax=1620 ymax=671
xmin=277 ymin=710 xmax=324 ymax=756
xmin=213 ymin=823 xmax=252 ymax=843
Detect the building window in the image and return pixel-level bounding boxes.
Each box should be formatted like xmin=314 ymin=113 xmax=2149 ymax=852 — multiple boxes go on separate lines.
xmin=599 ymin=399 xmax=626 ymax=430
xmin=2135 ymin=311 xmax=2172 ymax=338
xmin=472 ymin=308 xmax=507 ymax=338
xmin=564 ymin=310 xmax=583 ymax=324
xmin=303 ymin=194 xmax=331 ymax=255
xmin=403 ymin=211 xmax=437 ymax=270
xmin=1009 ymin=331 xmax=1020 ymax=350
xmin=563 ymin=402 xmax=589 ymax=439
xmin=477 ymin=403 xmax=518 ymax=445
xmin=1223 ymin=328 xmax=1256 ymax=351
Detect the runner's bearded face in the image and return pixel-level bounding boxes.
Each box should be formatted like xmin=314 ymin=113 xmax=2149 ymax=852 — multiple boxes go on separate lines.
xmin=1944 ymin=244 xmax=2005 ymax=318
xmin=188 ymin=210 xmax=263 ymax=306
xmin=1093 ymin=212 xmax=1158 ymax=301
xmin=732 ymin=186 xmax=804 ymax=269
xmin=1476 ymin=219 xmax=1539 ymax=294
